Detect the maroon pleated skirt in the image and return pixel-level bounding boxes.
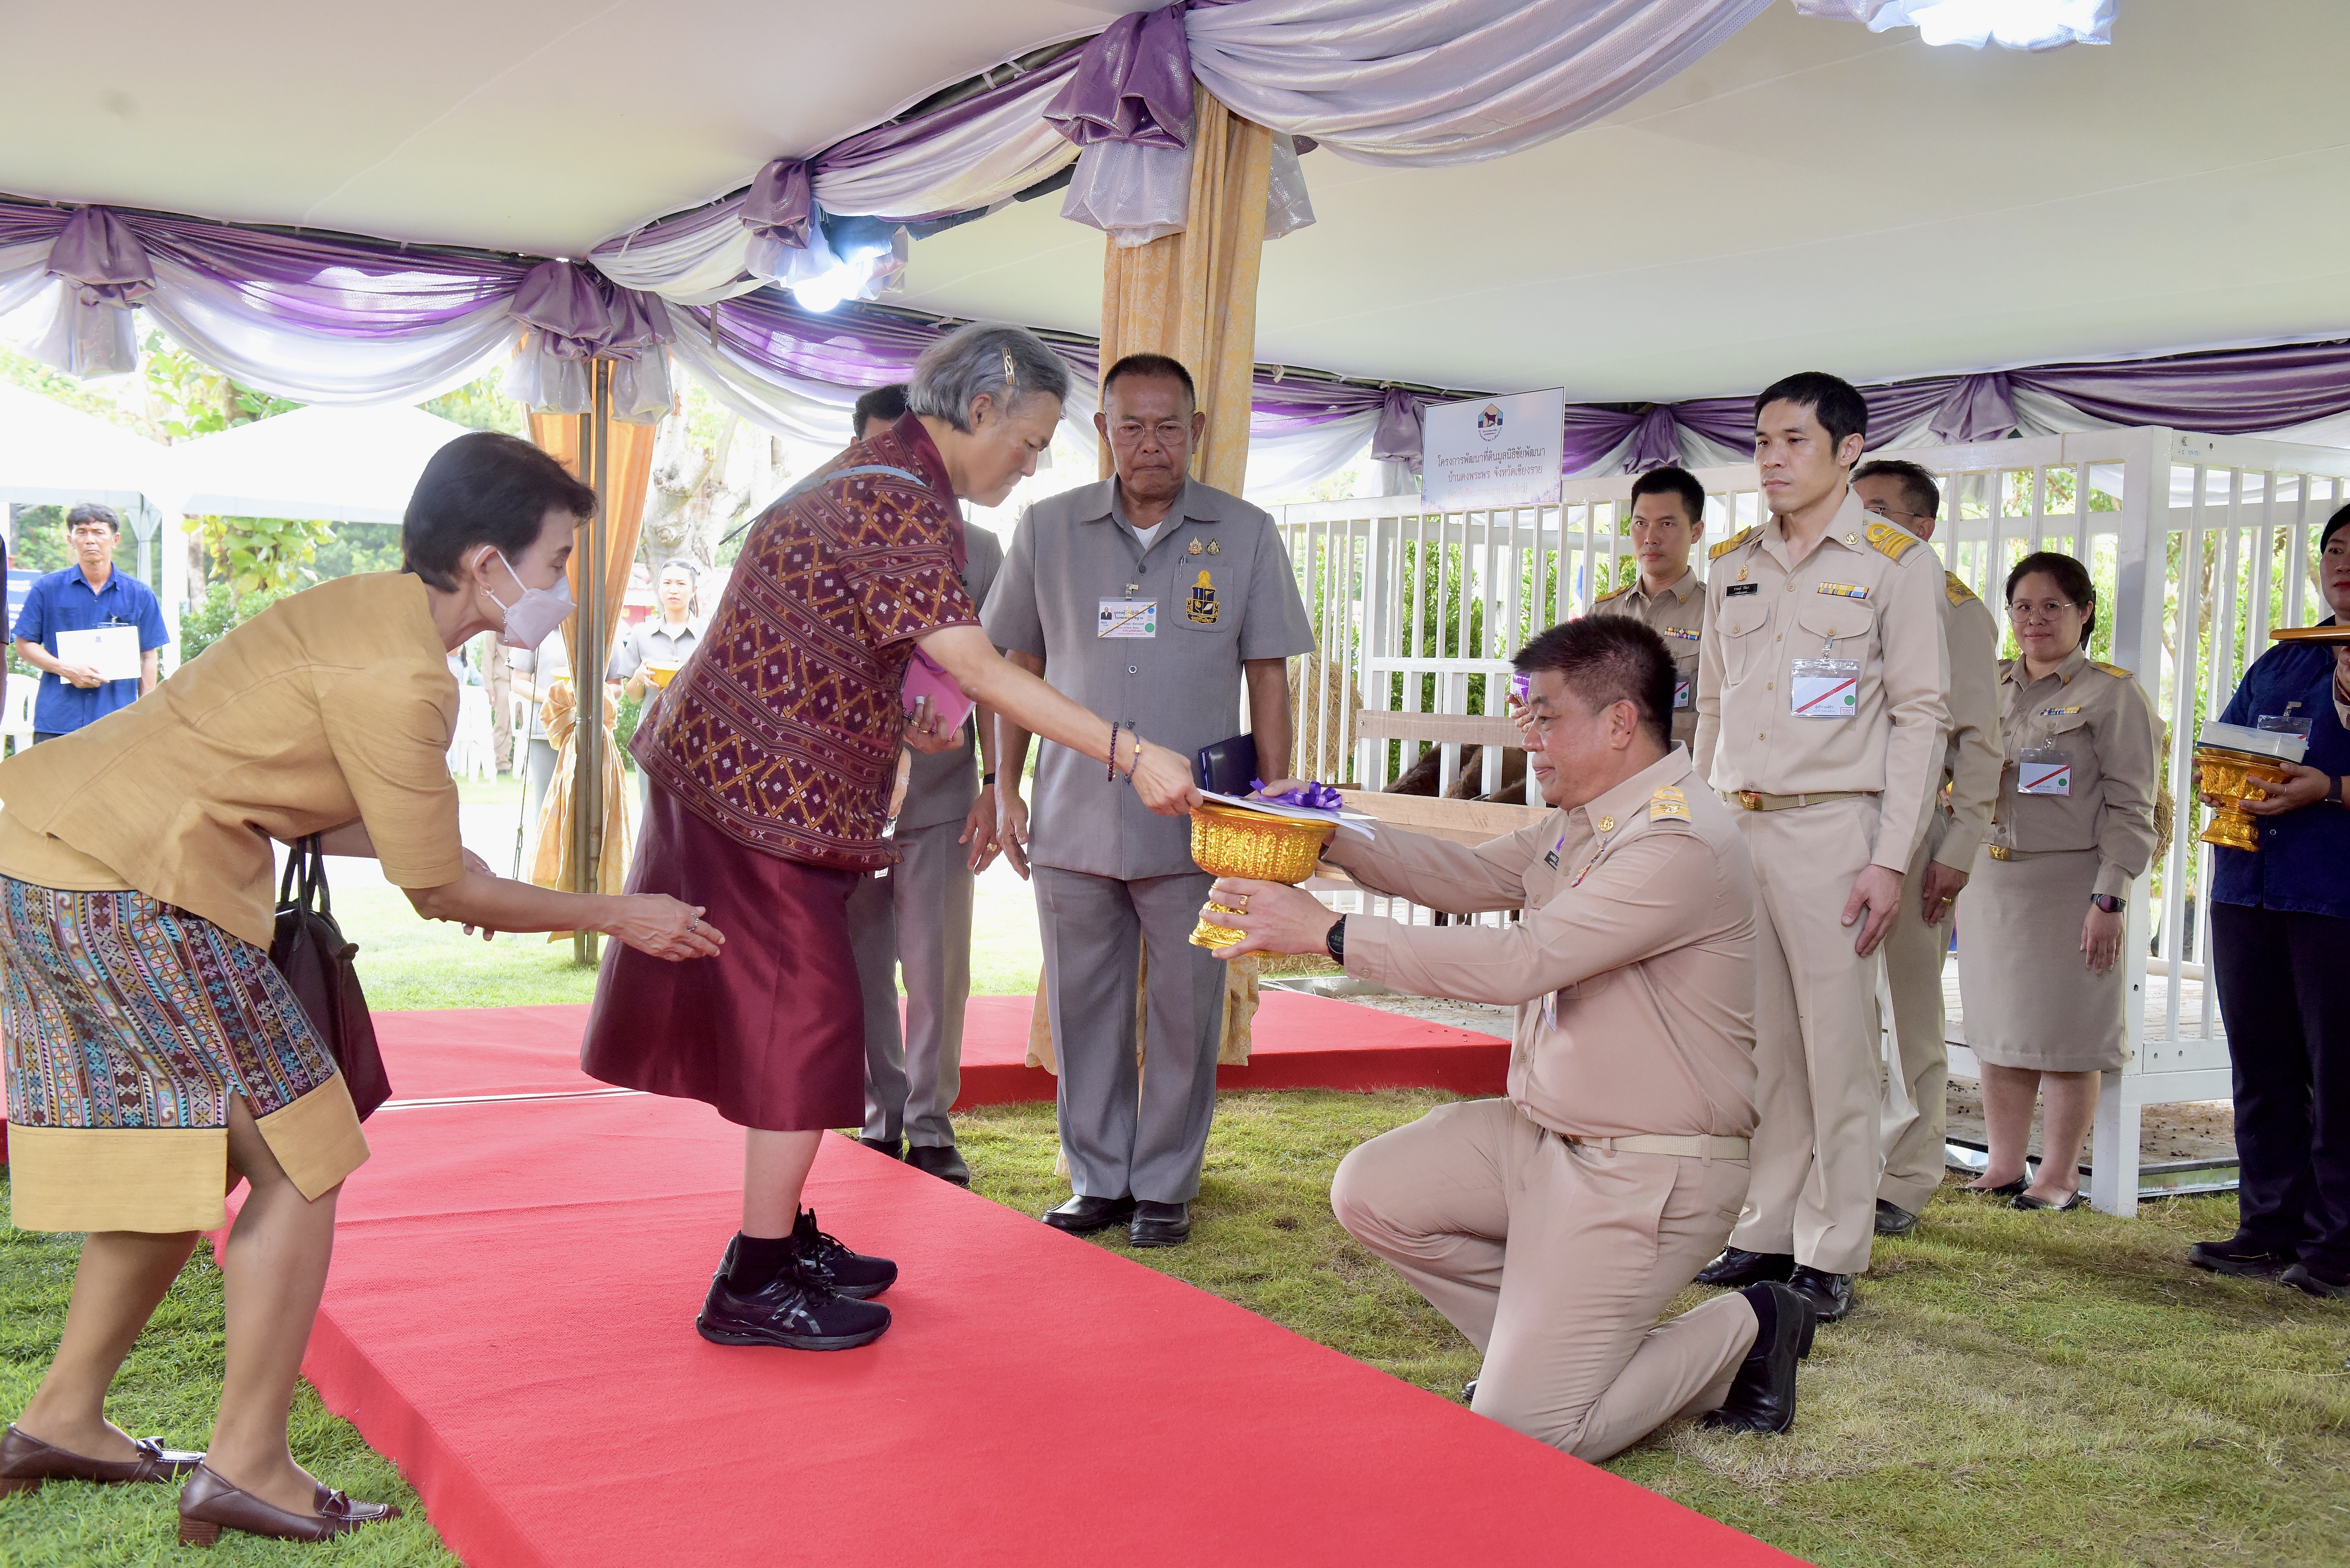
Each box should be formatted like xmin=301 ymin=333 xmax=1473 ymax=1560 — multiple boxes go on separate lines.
xmin=581 ymin=784 xmax=865 ymax=1131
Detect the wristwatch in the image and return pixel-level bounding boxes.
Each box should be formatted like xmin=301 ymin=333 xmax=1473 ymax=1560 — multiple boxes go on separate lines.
xmin=982 ymin=772 xmax=997 ymax=787
xmin=1324 ymin=916 xmax=1347 ymax=965
xmin=2329 ymin=775 xmax=2344 ymax=806
xmin=2090 ymin=894 xmax=2125 ymax=915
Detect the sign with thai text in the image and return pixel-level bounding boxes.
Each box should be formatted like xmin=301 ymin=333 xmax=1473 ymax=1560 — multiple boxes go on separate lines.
xmin=1421 ymin=388 xmax=1565 ymax=511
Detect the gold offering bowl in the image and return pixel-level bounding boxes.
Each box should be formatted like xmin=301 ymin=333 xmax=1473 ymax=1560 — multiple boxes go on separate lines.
xmin=2195 ymin=744 xmax=2294 ymax=853
xmin=1187 ymin=803 xmax=1336 ymax=950
xmin=642 ymin=664 xmax=679 ymax=690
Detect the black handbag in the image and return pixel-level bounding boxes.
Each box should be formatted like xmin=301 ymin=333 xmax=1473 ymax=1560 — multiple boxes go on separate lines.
xmin=269 ymin=836 xmax=392 ymax=1119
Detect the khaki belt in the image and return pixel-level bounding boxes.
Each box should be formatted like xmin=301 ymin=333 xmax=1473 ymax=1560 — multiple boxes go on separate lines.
xmin=1567 ymin=1133 xmax=1749 ymax=1159
xmin=1725 ymin=789 xmax=1869 ymax=813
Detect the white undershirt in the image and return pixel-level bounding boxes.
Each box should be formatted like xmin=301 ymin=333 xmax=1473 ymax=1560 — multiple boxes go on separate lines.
xmin=1130 ymin=521 xmax=1166 ymax=551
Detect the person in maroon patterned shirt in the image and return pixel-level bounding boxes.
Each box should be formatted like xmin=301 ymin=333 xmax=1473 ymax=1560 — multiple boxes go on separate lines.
xmin=582 ymin=324 xmax=1200 ymax=1352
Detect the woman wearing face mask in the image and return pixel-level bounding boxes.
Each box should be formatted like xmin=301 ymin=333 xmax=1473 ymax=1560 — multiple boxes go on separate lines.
xmin=2188 ymin=504 xmax=2350 ymax=1297
xmin=0 ymin=432 xmax=717 ymax=1546
xmin=1956 ymin=550 xmax=2158 ymax=1211
xmin=581 ymin=323 xmax=1201 ymax=1353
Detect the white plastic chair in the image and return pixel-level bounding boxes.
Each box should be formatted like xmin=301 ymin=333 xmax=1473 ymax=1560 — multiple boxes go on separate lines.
xmin=0 ymin=673 xmax=37 ymax=756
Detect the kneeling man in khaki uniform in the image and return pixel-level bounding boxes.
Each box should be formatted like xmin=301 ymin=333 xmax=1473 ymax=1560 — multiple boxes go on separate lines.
xmin=1211 ymin=617 xmax=1814 ymax=1460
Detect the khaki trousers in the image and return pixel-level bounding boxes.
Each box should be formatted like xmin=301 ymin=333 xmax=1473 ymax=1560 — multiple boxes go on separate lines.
xmin=1877 ymin=814 xmax=1956 ymax=1215
xmin=1331 ymin=1099 xmax=1759 ymax=1464
xmin=1726 ymin=794 xmax=1885 ymax=1276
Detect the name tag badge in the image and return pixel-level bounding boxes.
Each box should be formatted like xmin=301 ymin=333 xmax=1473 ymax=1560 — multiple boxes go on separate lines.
xmin=1674 ymin=677 xmax=1692 ymax=711
xmin=1789 ymin=657 xmax=1859 ymax=719
xmin=1098 ymin=599 xmax=1157 ymax=638
xmin=1726 ymin=583 xmax=1760 ymax=597
xmin=2019 ymin=744 xmax=2072 ymax=795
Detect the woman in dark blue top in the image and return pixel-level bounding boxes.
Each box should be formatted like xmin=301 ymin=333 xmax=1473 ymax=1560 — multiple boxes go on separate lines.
xmin=2191 ymin=503 xmax=2350 ymax=1298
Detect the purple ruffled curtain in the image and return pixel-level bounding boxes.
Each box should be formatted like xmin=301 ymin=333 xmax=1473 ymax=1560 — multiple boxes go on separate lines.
xmin=504 ymin=261 xmax=674 ymax=423
xmin=38 ymin=206 xmax=151 ymax=376
xmin=1045 ymin=3 xmax=1196 ymax=149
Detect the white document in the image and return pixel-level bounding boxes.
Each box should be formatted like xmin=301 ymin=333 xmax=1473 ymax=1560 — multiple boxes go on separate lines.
xmin=1199 ymin=789 xmax=1378 ymax=840
xmin=55 ymin=625 xmax=143 ymax=682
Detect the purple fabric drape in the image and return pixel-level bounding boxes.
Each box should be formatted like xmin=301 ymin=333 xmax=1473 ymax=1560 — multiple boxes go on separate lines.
xmin=1372 ymin=388 xmax=1425 ymax=465
xmin=743 ymin=160 xmax=815 ymax=256
xmin=506 ymin=260 xmax=674 ymax=422
xmin=1046 ymin=3 xmax=1195 ymax=148
xmin=39 ymin=206 xmax=153 ymax=376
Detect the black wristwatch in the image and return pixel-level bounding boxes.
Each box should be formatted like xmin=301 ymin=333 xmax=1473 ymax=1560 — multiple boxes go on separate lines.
xmin=2090 ymin=894 xmax=2125 ymax=915
xmin=2329 ymin=774 xmax=2344 ymax=806
xmin=1324 ymin=916 xmax=1347 ymax=965
xmin=982 ymin=772 xmax=997 ymax=786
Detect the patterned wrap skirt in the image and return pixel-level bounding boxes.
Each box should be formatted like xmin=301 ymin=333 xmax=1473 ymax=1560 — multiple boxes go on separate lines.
xmin=1 ymin=879 xmax=367 ymax=1233
xmin=581 ymin=784 xmax=866 ymax=1132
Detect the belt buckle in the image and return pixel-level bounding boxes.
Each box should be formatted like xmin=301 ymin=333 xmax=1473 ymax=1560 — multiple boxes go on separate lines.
xmin=1736 ymin=791 xmax=1763 ymax=811
xmin=1988 ymin=845 xmax=2012 ymax=861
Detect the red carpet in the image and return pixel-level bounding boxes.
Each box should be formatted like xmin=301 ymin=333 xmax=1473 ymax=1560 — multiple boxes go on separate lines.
xmin=299 ymin=1091 xmax=1796 ymax=1567
xmin=364 ymin=990 xmax=1509 ymax=1109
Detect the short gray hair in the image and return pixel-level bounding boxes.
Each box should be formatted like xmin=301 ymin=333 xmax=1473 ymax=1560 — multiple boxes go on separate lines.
xmin=907 ymin=323 xmax=1070 ymax=433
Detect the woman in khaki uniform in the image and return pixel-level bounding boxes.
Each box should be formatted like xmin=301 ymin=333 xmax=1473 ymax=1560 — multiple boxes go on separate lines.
xmin=1956 ymin=551 xmax=2158 ymax=1210
xmin=0 ymin=434 xmax=716 ymax=1546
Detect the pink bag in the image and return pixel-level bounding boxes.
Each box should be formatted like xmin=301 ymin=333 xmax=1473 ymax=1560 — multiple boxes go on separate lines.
xmin=901 ymin=646 xmax=975 ymax=731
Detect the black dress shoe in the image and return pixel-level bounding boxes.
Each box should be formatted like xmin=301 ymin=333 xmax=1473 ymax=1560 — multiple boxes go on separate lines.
xmin=785 ymin=1207 xmax=897 ymax=1299
xmin=1461 ymin=1378 xmax=1478 ymax=1405
xmin=2013 ymin=1189 xmax=2087 ymax=1212
xmin=1129 ymin=1200 xmax=1192 ymax=1248
xmin=1695 ymin=1247 xmax=1794 ymax=1288
xmin=859 ymin=1135 xmax=903 ymax=1160
xmin=1874 ymin=1200 xmax=1919 ymax=1238
xmin=1963 ymin=1173 xmax=2028 ymax=1199
xmin=697 ymin=1244 xmax=890 ymax=1351
xmin=2187 ymin=1234 xmax=2298 ymax=1280
xmin=2282 ymin=1262 xmax=2350 ymax=1300
xmin=1785 ymin=1265 xmax=1854 ymax=1324
xmin=1042 ymin=1194 xmax=1136 ymax=1234
xmin=906 ymin=1143 xmax=971 ymax=1187
xmin=1700 ymin=1281 xmax=1812 ymax=1436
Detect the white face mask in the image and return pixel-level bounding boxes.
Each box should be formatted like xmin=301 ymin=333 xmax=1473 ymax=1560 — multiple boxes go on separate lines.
xmin=480 ymin=548 xmax=575 ymax=650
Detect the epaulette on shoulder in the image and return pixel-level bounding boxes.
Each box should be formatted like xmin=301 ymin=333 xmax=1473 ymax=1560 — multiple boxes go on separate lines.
xmin=1708 ymin=526 xmax=1756 ymax=561
xmin=2092 ymin=660 xmax=2134 ymax=680
xmin=1594 ymin=583 xmax=1630 ymax=605
xmin=1648 ymin=784 xmax=1692 ymax=823
xmin=1863 ymin=519 xmax=1922 ymax=562
xmin=1944 ymin=571 xmax=1977 ymax=607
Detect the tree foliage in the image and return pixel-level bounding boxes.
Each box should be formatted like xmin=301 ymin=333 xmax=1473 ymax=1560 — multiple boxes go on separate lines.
xmin=178 ymin=583 xmax=292 ymax=662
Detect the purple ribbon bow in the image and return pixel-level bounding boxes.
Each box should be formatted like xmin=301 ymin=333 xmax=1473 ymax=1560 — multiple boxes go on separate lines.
xmin=1251 ymin=778 xmax=1344 ymax=811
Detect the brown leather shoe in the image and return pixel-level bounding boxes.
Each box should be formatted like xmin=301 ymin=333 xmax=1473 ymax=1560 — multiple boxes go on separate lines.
xmin=175 ymin=1461 xmax=399 ymax=1547
xmin=0 ymin=1423 xmax=203 ymax=1496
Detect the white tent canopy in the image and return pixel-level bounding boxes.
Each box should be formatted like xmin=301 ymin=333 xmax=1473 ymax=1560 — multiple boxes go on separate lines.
xmin=0 ymin=381 xmax=173 ymax=513
xmin=165 ymin=403 xmax=475 ymax=525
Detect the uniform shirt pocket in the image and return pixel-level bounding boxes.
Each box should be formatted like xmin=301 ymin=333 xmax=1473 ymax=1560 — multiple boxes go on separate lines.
xmin=1713 ymin=597 xmax=1772 ymax=682
xmin=1793 ymin=596 xmax=1874 ymax=648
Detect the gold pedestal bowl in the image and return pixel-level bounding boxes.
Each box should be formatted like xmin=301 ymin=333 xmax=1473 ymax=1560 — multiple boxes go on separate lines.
xmin=1187 ymin=803 xmax=1336 ymax=949
xmin=643 ymin=664 xmax=680 ymax=690
xmin=2195 ymin=744 xmax=2294 ymax=853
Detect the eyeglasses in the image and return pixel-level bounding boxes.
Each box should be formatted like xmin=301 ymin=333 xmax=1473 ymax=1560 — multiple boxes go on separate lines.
xmin=1860 ymin=501 xmax=1932 ymax=526
xmin=1111 ymin=420 xmax=1190 ymax=446
xmin=2007 ymin=599 xmax=2080 ymax=623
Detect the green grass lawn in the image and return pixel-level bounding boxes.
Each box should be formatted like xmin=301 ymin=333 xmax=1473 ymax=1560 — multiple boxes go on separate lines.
xmin=8 ymin=1087 xmax=2348 ymax=1566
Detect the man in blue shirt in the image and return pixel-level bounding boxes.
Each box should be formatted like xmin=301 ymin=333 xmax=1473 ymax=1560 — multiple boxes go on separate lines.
xmin=11 ymin=502 xmax=170 ymax=741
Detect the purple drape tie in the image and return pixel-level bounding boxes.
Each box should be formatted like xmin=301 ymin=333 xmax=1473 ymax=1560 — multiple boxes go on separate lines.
xmin=506 ymin=261 xmax=675 ymax=424
xmin=1047 ymin=2 xmax=1194 ymax=148
xmin=40 ymin=206 xmax=152 ymax=378
xmin=1623 ymin=405 xmax=1685 ymax=472
xmin=742 ymin=158 xmax=816 ymax=279
xmin=1928 ymin=373 xmax=2019 ymax=444
xmin=1371 ymin=388 xmax=1425 ymax=469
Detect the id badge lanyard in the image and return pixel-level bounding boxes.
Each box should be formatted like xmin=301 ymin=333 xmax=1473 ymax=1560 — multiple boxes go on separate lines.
xmin=1789 ymin=636 xmax=1859 ymax=720
xmin=2020 ymin=704 xmax=2081 ymax=795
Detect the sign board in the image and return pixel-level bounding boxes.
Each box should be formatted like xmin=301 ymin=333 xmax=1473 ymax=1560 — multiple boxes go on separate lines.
xmin=1420 ymin=388 xmax=1565 ymax=511
xmin=4 ymin=569 xmax=35 ymax=632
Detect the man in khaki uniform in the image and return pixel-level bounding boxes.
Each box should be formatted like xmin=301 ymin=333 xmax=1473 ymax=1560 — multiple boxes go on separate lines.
xmin=1590 ymin=464 xmax=1708 ymax=751
xmin=1692 ymin=373 xmax=1948 ymax=1325
xmin=1210 ymin=616 xmax=1815 ymax=1460
xmin=1850 ymin=460 xmax=2002 ymax=1236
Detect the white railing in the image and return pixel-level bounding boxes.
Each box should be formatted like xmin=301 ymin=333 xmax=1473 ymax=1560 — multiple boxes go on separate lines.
xmin=1275 ymin=426 xmax=2350 ymax=1215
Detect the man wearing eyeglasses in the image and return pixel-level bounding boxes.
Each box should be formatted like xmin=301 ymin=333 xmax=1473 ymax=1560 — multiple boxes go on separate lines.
xmin=10 ymin=502 xmax=169 ymax=743
xmin=987 ymin=353 xmax=1316 ymax=1248
xmin=1849 ymin=460 xmax=2002 ymax=1238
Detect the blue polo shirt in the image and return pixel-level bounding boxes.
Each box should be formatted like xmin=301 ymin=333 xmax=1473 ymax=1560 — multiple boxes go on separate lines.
xmin=11 ymin=564 xmax=170 ymax=736
xmin=2213 ymin=616 xmax=2350 ymax=923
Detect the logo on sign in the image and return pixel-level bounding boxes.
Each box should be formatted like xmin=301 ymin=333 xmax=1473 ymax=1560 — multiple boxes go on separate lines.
xmin=1477 ymin=403 xmax=1505 ymax=443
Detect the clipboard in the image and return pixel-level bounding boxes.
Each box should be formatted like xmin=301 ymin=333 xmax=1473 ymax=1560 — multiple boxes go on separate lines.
xmin=55 ymin=625 xmax=142 ymax=682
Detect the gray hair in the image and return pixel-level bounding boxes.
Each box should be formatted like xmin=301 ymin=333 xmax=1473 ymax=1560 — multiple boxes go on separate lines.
xmin=907 ymin=323 xmax=1070 ymax=433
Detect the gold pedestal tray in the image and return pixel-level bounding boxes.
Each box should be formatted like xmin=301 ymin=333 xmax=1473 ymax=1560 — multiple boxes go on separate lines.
xmin=2195 ymin=743 xmax=2293 ymax=853
xmin=1187 ymin=802 xmax=1336 ymax=949
xmin=643 ymin=664 xmax=679 ymax=689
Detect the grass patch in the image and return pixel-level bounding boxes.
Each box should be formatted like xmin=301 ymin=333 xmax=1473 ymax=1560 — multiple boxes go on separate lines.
xmin=13 ymin=1080 xmax=2348 ymax=1564
xmin=338 ymin=886 xmax=601 ymax=1012
xmin=0 ymin=1197 xmax=454 ymax=1566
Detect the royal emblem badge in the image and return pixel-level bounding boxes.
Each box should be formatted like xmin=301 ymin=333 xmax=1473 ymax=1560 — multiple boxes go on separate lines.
xmin=1187 ymin=569 xmax=1219 ymax=625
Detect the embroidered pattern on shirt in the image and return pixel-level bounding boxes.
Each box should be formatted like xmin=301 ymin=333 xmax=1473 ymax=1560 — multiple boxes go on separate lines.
xmin=1709 ymin=526 xmax=1756 ymax=561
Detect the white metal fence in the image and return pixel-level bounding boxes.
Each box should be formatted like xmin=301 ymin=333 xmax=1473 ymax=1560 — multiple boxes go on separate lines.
xmin=1274 ymin=426 xmax=2350 ymax=1215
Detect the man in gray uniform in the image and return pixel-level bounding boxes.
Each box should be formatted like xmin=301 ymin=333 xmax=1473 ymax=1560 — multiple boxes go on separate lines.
xmin=987 ymin=353 xmax=1317 ymax=1247
xmin=845 ymin=383 xmax=1005 ymax=1186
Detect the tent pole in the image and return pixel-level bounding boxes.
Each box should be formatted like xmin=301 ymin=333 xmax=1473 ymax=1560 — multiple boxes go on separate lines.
xmin=573 ymin=361 xmax=610 ymax=965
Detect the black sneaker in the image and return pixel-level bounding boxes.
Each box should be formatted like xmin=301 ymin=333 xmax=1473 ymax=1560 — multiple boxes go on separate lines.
xmin=788 ymin=1207 xmax=897 ymax=1300
xmin=2187 ymin=1234 xmax=2298 ymax=1281
xmin=697 ymin=1243 xmax=891 ymax=1351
